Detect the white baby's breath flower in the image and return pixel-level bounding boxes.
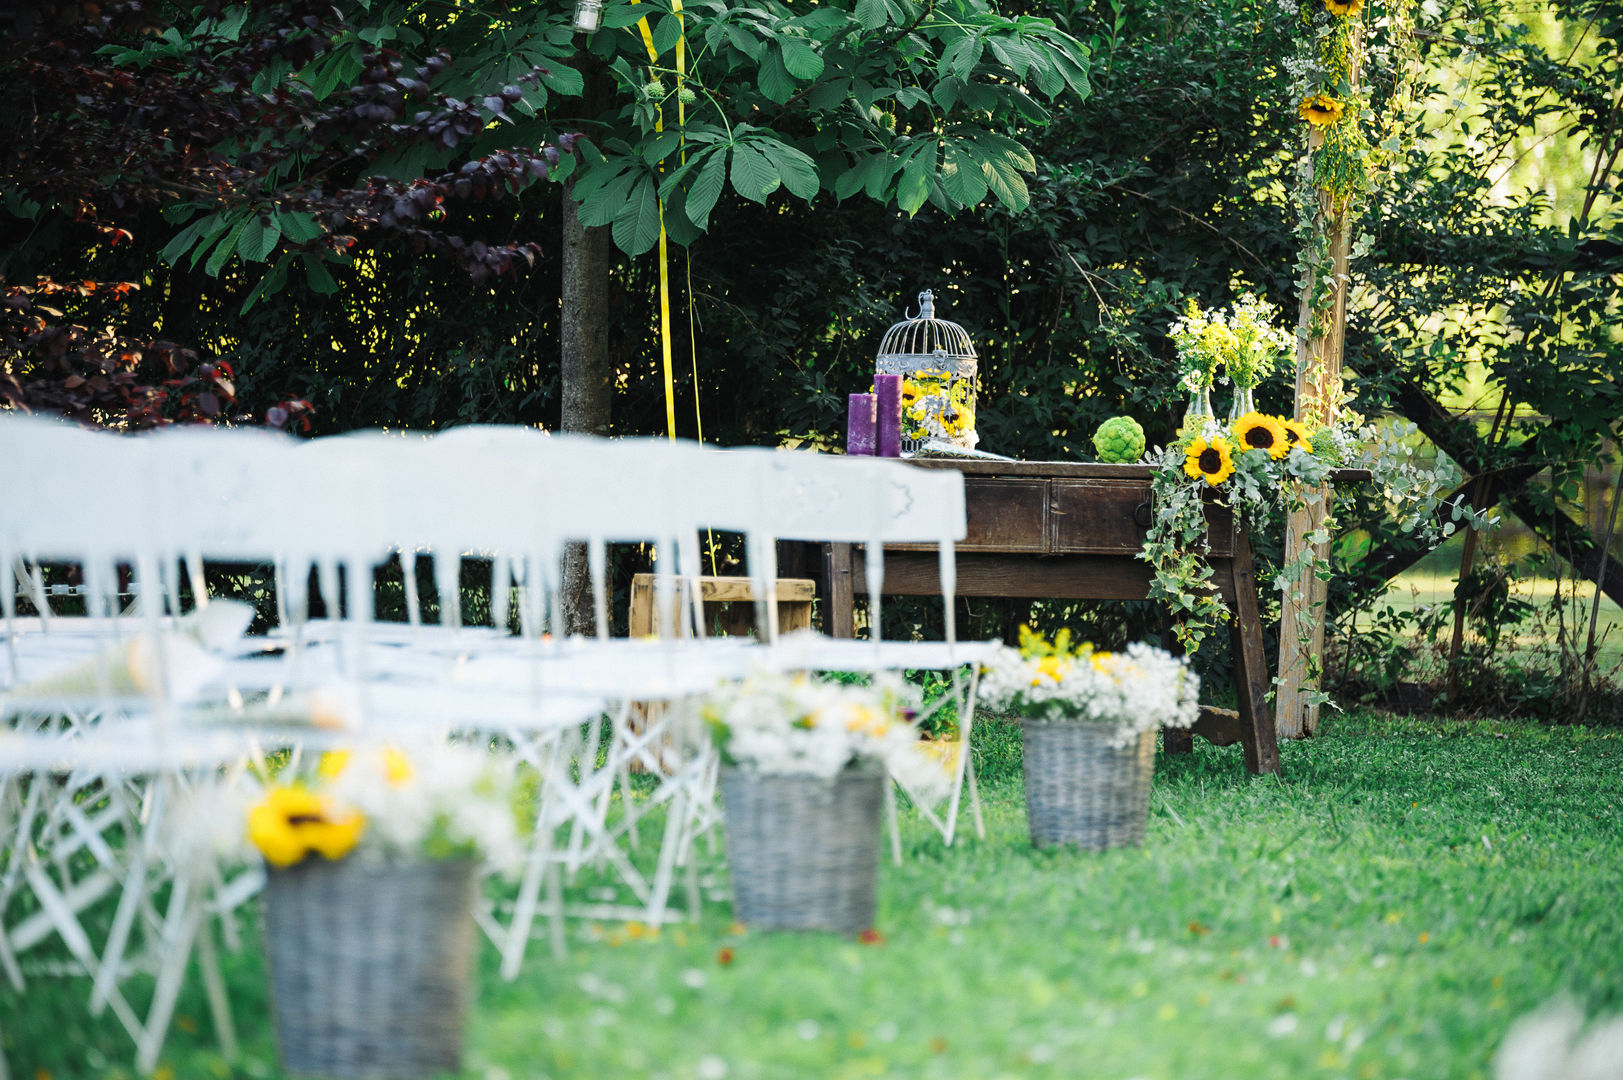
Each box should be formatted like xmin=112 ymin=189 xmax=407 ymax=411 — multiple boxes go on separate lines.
xmin=689 ymin=669 xmax=949 ymax=802
xmin=981 ymin=635 xmax=1198 ymax=744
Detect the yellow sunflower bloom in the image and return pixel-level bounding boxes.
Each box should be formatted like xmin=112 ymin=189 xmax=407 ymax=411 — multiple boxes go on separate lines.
xmin=1298 ymin=94 xmax=1345 ymax=127
xmin=248 ymin=785 xmax=365 ymax=868
xmin=1233 ymin=412 xmax=1291 ymax=460
xmin=1282 ymin=418 xmax=1314 ymax=452
xmin=1324 ymin=0 xmax=1363 ymax=15
xmin=1183 ymin=436 xmax=1236 ymax=486
xmin=302 ymin=815 xmax=366 ymax=860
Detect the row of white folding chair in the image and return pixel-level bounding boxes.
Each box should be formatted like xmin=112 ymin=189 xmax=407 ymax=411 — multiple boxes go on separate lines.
xmin=2 ymin=417 xmax=987 ymax=874
xmin=1 ymin=418 xmax=985 ymax=986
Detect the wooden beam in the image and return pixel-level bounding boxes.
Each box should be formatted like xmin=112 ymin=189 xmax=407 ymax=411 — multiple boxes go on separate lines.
xmin=1277 ymin=120 xmax=1356 ymax=738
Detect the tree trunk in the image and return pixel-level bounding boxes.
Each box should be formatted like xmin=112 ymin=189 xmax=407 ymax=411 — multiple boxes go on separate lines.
xmin=558 ymin=63 xmax=615 ymax=637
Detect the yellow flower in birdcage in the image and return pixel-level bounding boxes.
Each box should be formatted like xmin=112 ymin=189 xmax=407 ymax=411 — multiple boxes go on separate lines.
xmin=1324 ymin=0 xmax=1363 ymax=16
xmin=1299 ymin=94 xmax=1345 ymax=127
xmin=938 ymin=402 xmax=974 ymax=437
xmin=1233 ymin=412 xmax=1291 ymax=461
xmin=1183 ymin=435 xmax=1236 ymax=486
xmin=1282 ymin=418 xmax=1314 ymax=453
xmin=248 ymin=785 xmax=365 ymax=868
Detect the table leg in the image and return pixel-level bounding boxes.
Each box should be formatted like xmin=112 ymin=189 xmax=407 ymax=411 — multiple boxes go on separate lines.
xmin=1228 ymin=528 xmax=1281 ymax=775
xmin=823 ymin=543 xmax=856 ymax=639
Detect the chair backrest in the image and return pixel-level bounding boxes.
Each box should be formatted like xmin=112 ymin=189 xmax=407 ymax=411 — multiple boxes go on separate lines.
xmin=0 ymin=415 xmax=157 ymax=623
xmin=2 ymin=415 xmax=971 ymax=650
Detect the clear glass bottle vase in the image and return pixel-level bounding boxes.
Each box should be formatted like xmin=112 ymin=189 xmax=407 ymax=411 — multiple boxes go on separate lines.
xmin=1182 ymin=385 xmax=1216 ymax=436
xmin=1228 ymin=385 xmax=1257 ymax=423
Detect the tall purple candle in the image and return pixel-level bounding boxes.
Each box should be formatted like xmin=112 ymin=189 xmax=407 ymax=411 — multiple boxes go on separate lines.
xmin=874 ymin=373 xmax=903 ymax=457
xmin=846 ymin=393 xmax=877 ymax=455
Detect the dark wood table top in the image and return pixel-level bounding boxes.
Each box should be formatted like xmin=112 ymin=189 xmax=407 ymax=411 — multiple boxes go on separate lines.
xmin=899 ymin=457 xmax=1373 ymax=483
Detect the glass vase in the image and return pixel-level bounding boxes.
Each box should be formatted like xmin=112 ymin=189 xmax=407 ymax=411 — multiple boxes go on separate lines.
xmin=1228 ymin=385 xmax=1257 ymax=423
xmin=1181 ymin=386 xmax=1216 ymax=436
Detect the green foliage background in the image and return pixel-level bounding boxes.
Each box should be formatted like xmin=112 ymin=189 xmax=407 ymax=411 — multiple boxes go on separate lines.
xmin=2 ymin=0 xmax=1618 ymax=693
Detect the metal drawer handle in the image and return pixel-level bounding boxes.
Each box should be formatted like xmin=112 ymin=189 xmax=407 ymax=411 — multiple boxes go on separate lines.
xmin=1133 ymin=501 xmax=1153 ymax=529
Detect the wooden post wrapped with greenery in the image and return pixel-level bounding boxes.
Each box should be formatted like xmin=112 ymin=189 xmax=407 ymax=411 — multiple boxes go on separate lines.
xmin=1276 ymin=0 xmax=1413 ymax=737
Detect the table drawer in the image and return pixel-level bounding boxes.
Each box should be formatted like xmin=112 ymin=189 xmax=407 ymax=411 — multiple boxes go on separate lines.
xmin=1049 ymin=480 xmax=1151 ymax=555
xmin=960 ymin=477 xmax=1049 ymax=553
xmin=1048 ymin=479 xmax=1236 ymax=558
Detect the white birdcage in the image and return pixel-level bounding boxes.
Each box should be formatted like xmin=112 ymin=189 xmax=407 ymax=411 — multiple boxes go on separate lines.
xmin=874 ymin=290 xmax=979 ymax=455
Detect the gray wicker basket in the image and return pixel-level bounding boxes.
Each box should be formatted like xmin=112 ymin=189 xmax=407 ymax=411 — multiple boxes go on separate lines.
xmin=1021 ymin=721 xmax=1156 ymax=850
xmin=261 ymin=857 xmax=477 ymax=1079
xmin=720 ymin=765 xmax=884 ymax=933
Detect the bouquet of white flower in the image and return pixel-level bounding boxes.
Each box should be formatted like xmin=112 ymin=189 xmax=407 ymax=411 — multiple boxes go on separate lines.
xmin=980 ymin=627 xmax=1200 ymax=747
xmin=695 ymin=668 xmax=949 ymax=803
xmin=241 ymin=740 xmax=521 ymax=872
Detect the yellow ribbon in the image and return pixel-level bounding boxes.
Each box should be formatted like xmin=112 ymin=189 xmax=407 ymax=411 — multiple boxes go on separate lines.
xmin=633 ymin=0 xmax=686 ymax=442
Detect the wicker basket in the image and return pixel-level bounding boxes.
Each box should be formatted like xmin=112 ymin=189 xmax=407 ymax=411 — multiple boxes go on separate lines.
xmin=720 ymin=765 xmax=884 ymax=933
xmin=261 ymin=857 xmax=478 ymax=1079
xmin=1021 ymin=721 xmax=1156 ymax=850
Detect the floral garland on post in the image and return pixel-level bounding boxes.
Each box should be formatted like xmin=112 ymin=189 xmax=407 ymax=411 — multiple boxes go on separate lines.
xmin=1284 ymin=0 xmax=1417 ymax=333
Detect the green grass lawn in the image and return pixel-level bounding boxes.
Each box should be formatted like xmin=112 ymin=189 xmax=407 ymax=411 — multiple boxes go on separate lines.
xmin=7 ymin=711 xmax=1623 ymax=1080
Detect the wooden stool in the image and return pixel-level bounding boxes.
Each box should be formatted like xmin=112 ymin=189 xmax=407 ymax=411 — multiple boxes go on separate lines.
xmin=627 ymin=574 xmax=815 ymax=639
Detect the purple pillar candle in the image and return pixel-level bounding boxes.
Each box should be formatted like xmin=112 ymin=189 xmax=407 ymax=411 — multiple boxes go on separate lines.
xmin=874 ymin=373 xmax=903 ymax=457
xmin=846 ymin=393 xmax=877 ymax=455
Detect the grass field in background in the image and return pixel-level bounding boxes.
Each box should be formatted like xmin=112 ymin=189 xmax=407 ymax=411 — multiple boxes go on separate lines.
xmin=1356 ymin=564 xmax=1623 ymax=674
xmin=6 ymin=710 xmax=1623 ymax=1080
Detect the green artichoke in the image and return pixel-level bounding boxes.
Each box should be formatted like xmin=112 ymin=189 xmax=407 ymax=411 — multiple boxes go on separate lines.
xmin=1091 ymin=416 xmax=1146 ymax=463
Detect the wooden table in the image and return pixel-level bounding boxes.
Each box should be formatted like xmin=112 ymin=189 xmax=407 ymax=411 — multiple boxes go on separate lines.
xmin=819 ymin=460 xmax=1286 ymax=773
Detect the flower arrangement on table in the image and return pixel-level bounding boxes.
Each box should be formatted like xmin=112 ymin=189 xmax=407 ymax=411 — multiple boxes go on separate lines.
xmin=980 ymin=626 xmax=1199 ymax=746
xmin=244 ymin=741 xmax=521 ymax=870
xmin=1147 ymin=296 xmax=1475 ymax=658
xmin=1147 ymin=406 xmax=1345 ymax=652
xmin=899 ymin=370 xmax=978 ymax=449
xmin=697 ymin=668 xmax=949 ymax=801
xmin=1169 ymin=294 xmax=1296 ymax=426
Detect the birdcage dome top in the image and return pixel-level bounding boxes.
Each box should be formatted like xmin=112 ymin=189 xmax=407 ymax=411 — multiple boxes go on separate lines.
xmin=875 ymin=290 xmax=977 ymax=377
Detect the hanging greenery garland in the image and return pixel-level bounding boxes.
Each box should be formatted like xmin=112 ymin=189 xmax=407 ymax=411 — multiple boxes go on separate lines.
xmin=1285 ymin=0 xmax=1418 ymax=333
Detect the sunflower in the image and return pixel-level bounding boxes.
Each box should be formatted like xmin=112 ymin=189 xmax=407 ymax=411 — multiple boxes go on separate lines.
xmin=1282 ymin=418 xmax=1314 ymax=452
xmin=248 ymin=785 xmax=365 ymax=868
xmin=1298 ymin=94 xmax=1345 ymax=127
xmin=1233 ymin=412 xmax=1291 ymax=460
xmin=1324 ymin=0 xmax=1363 ymax=15
xmin=1183 ymin=435 xmax=1236 ymax=486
